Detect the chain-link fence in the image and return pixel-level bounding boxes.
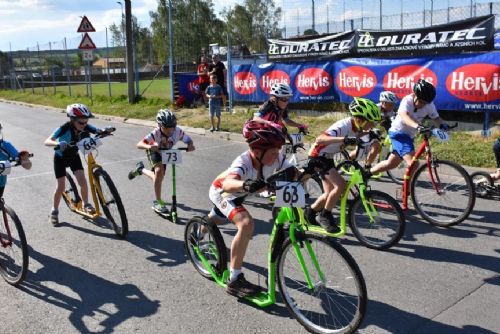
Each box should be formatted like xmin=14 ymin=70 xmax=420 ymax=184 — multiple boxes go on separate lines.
xmin=1 ymin=0 xmax=499 ymax=99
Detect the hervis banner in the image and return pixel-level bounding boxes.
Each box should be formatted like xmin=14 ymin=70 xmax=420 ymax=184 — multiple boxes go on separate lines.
xmin=267 ymin=15 xmax=495 ymax=61
xmin=229 ymin=52 xmax=500 ymax=112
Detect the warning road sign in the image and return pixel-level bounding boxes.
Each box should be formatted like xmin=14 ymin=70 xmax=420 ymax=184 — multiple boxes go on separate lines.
xmin=78 ymin=33 xmax=96 ymax=50
xmin=77 ymin=16 xmax=96 ymax=32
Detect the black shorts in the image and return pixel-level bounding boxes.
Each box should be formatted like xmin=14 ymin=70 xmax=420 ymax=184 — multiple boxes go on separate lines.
xmin=54 ymin=154 xmax=84 ymax=179
xmin=199 ymin=82 xmax=209 ymax=94
xmin=308 ymin=156 xmax=336 ymax=176
xmin=146 ymin=149 xmax=165 ymax=170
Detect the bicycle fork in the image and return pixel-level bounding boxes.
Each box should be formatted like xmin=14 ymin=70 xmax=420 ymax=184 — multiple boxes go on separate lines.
xmin=0 ymin=209 xmax=12 ymax=247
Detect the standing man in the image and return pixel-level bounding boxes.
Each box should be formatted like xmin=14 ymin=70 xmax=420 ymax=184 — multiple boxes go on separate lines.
xmin=197 ymin=55 xmax=210 ymax=105
xmin=208 ymin=54 xmax=227 ymax=110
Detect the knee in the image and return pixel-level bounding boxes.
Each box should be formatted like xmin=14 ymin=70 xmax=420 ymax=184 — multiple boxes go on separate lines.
xmin=237 ymin=216 xmax=254 ymax=236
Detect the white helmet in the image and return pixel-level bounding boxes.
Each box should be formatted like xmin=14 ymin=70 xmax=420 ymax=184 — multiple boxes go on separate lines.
xmin=270 ymin=83 xmax=292 ymax=98
xmin=66 ymin=103 xmax=93 ymax=118
xmin=379 ymin=91 xmax=398 ymax=104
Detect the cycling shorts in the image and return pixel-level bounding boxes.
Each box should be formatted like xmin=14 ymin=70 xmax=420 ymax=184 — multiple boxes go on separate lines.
xmin=54 ymin=154 xmax=84 ymax=179
xmin=209 ymin=186 xmax=247 ymax=223
xmin=389 ymin=131 xmax=415 ymax=158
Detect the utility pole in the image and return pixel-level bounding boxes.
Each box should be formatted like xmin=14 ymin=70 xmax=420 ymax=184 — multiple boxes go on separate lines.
xmin=312 ymin=0 xmax=315 ymax=32
xmin=124 ymin=0 xmax=135 ymax=103
xmin=167 ymin=0 xmax=175 ymax=103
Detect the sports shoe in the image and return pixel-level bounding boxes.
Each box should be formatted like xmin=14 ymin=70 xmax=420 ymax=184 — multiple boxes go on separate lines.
xmin=316 ymin=210 xmax=341 ymax=233
xmin=226 ymin=273 xmax=262 ymax=298
xmin=215 ymin=127 xmax=220 ymax=132
xmin=49 ymin=209 xmax=59 ymax=226
xmin=209 ymin=127 xmax=215 ymax=133
xmin=304 ymin=206 xmax=318 ymax=225
xmin=128 ymin=161 xmax=144 ymax=180
xmin=190 ymin=224 xmax=205 ymax=242
xmin=84 ymin=203 xmax=96 ymax=214
xmin=152 ymin=200 xmax=169 ymax=214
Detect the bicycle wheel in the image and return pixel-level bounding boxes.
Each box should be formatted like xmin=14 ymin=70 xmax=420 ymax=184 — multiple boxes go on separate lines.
xmin=349 ymin=190 xmax=405 ymax=250
xmin=184 ymin=216 xmax=227 ymax=279
xmin=386 ymin=153 xmax=406 ymax=185
xmin=94 ymin=169 xmax=128 ymax=238
xmin=304 ymin=174 xmax=323 ymax=203
xmin=470 ymin=171 xmax=493 ymax=198
xmin=277 ymin=233 xmax=367 ymax=334
xmin=0 ymin=205 xmax=29 ymax=285
xmin=411 ymin=159 xmax=475 ymax=227
xmin=62 ymin=173 xmax=80 ymax=210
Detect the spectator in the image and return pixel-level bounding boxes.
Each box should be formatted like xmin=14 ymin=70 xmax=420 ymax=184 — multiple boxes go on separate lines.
xmin=491 ymin=138 xmax=500 ymax=181
xmin=205 ymin=74 xmax=223 ymax=132
xmin=197 ymin=55 xmax=210 ymax=105
xmin=208 ymin=54 xmax=227 ymax=110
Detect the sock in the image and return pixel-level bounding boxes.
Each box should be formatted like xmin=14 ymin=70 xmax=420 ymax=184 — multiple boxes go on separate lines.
xmin=230 ymin=268 xmax=242 ymax=282
xmin=320 ymin=209 xmax=331 ymax=217
xmin=51 ymin=207 xmax=58 ymax=214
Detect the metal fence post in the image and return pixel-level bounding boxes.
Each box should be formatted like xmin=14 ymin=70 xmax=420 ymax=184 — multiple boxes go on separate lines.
xmin=64 ymin=37 xmax=72 ymax=97
xmin=106 ymin=28 xmax=112 ymax=97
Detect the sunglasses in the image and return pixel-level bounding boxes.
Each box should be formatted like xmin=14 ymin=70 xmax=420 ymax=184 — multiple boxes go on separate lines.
xmin=77 ymin=120 xmax=88 ymax=126
xmin=278 ymin=98 xmax=289 ymax=103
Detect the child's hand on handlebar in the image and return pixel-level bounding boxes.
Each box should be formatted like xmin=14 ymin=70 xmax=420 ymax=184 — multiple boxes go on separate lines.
xmin=149 ymin=144 xmax=160 ymax=152
xmin=187 ymin=143 xmax=195 ymax=152
xmin=242 ymin=179 xmax=267 ymax=193
xmin=298 ymin=124 xmax=309 ymax=134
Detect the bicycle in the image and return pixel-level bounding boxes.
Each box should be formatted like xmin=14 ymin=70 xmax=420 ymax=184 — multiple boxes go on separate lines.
xmin=396 ymin=124 xmax=475 ymax=227
xmin=59 ymin=128 xmax=128 ymax=238
xmin=0 ymin=155 xmax=32 ymax=285
xmin=304 ymin=144 xmax=406 ymax=250
xmin=184 ymin=168 xmax=367 ymax=334
xmin=154 ymin=147 xmax=189 ymax=224
xmin=470 ymin=171 xmax=500 ymax=200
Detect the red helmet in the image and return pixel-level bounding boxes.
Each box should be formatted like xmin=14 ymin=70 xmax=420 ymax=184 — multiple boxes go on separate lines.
xmin=243 ymin=120 xmax=285 ymax=150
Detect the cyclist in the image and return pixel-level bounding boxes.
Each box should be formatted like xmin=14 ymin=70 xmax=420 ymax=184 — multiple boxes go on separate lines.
xmin=368 ymin=79 xmax=448 ymax=177
xmin=305 ymin=97 xmax=381 ymax=233
xmin=253 ymin=82 xmax=308 ymax=133
xmin=351 ymin=91 xmax=399 ymax=170
xmin=128 ymin=109 xmax=195 ymax=214
xmin=0 ymin=123 xmax=32 ymax=198
xmin=204 ymin=120 xmax=292 ymax=297
xmin=491 ymin=138 xmax=500 ymax=181
xmin=44 ymin=103 xmax=110 ymax=225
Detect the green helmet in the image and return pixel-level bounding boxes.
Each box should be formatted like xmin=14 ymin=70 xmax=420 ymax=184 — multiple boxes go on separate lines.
xmin=349 ymin=97 xmax=381 ymax=122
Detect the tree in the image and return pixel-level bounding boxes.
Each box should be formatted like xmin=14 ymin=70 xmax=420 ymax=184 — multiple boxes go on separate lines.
xmin=303 ymin=29 xmax=319 ymax=36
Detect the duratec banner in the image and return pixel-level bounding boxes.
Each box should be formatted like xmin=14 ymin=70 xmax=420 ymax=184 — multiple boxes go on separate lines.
xmin=267 ymin=15 xmax=495 ymax=61
xmin=229 ymin=52 xmax=500 ymax=112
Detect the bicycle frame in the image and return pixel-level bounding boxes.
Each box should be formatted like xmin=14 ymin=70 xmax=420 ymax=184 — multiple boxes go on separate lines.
xmin=63 ymin=150 xmax=105 ymax=219
xmin=191 ymin=207 xmax=327 ymax=308
xmin=401 ymin=136 xmax=431 ymax=210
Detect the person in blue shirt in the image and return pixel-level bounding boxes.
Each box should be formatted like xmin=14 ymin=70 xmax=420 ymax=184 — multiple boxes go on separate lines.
xmin=492 ymin=138 xmax=500 ymax=181
xmin=0 ymin=123 xmax=32 ymax=199
xmin=44 ymin=103 xmax=109 ymax=225
xmin=205 ymin=74 xmax=223 ymax=132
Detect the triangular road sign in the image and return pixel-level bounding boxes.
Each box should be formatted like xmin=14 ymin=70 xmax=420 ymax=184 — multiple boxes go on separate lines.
xmin=77 ymin=16 xmax=96 ymax=32
xmin=79 ymin=33 xmax=96 ymax=50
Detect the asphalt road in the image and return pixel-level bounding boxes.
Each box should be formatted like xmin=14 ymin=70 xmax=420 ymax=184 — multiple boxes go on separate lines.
xmin=0 ymin=101 xmax=499 ymax=334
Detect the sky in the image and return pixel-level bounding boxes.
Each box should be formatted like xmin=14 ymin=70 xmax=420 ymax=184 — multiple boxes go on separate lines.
xmin=0 ymin=0 xmax=492 ymax=52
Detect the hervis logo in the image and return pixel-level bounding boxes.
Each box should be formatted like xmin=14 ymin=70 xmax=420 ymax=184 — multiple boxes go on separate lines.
xmin=383 ymin=65 xmax=437 ymax=98
xmin=188 ymin=79 xmax=200 ymax=93
xmin=336 ymin=66 xmax=376 ymax=97
xmin=233 ymin=72 xmax=257 ymax=95
xmin=295 ymin=68 xmax=332 ymax=95
xmin=446 ymin=64 xmax=500 ymax=102
xmin=260 ymin=70 xmax=290 ymax=94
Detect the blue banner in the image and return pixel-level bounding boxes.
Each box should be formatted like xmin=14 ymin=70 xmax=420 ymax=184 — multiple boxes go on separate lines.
xmin=230 ymin=52 xmax=500 ymax=112
xmin=176 ymin=73 xmax=200 ymax=104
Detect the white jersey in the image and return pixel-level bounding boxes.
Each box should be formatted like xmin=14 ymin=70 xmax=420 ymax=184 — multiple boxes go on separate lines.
xmin=142 ymin=126 xmax=192 ymax=149
xmin=390 ymin=94 xmax=439 ymax=138
xmin=308 ymin=117 xmax=358 ymax=157
xmin=210 ymin=150 xmax=291 ymax=199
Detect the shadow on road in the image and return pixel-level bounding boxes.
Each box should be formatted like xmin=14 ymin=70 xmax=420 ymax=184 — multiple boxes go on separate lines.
xmin=18 ymin=246 xmax=160 ymax=334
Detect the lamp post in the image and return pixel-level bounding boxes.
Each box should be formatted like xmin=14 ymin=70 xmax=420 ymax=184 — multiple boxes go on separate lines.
xmin=379 ymin=0 xmax=382 ymax=30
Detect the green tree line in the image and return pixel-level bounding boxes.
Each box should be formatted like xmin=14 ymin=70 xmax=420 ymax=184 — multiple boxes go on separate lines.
xmin=108 ymin=0 xmax=282 ymax=65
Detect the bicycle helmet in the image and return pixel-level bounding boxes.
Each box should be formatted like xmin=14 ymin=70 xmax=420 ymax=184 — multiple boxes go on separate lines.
xmin=156 ymin=109 xmax=177 ymax=127
xmin=413 ymin=79 xmax=436 ymax=103
xmin=243 ymin=120 xmax=285 ymax=150
xmin=270 ymin=83 xmax=292 ymax=98
xmin=349 ymin=97 xmax=381 ymax=122
xmin=379 ymin=91 xmax=398 ymax=104
xmin=66 ymin=103 xmax=93 ymax=118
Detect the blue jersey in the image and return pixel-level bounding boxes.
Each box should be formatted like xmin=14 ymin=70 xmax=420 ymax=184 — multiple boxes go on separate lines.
xmin=205 ymin=84 xmax=223 ymax=107
xmin=50 ymin=122 xmax=100 ymax=157
xmin=0 ymin=140 xmax=20 ymax=187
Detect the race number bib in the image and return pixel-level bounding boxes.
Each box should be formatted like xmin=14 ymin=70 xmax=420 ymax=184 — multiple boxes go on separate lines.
xmin=0 ymin=161 xmax=12 ymax=176
xmin=161 ymin=149 xmax=182 ymax=164
xmin=431 ymin=129 xmax=450 ymax=142
xmin=289 ymin=133 xmax=304 ymax=146
xmin=275 ymin=182 xmax=306 ymax=207
xmin=77 ymin=137 xmax=102 ymax=155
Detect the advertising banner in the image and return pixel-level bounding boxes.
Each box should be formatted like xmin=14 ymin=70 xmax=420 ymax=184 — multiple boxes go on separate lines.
xmin=176 ymin=73 xmax=200 ymax=103
xmin=267 ymin=15 xmax=495 ymax=61
xmin=230 ymin=52 xmax=500 ymax=112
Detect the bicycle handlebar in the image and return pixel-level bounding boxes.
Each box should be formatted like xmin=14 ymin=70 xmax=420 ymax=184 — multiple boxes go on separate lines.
xmin=7 ymin=153 xmax=34 ymax=166
xmin=53 ymin=127 xmax=116 ymax=151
